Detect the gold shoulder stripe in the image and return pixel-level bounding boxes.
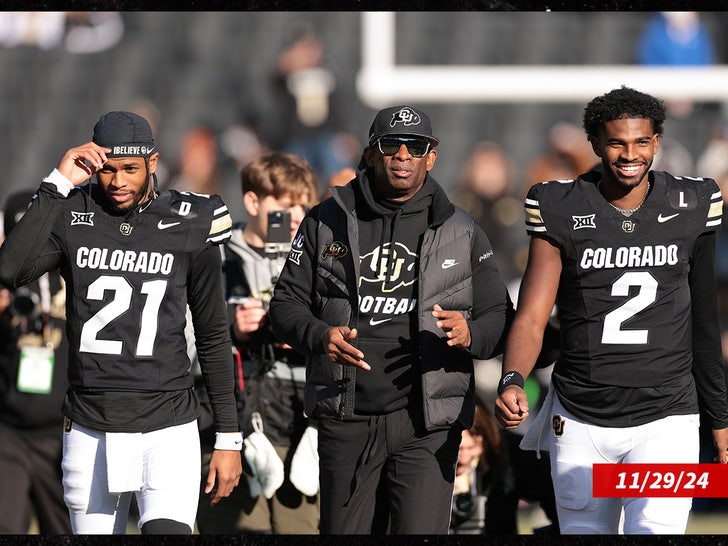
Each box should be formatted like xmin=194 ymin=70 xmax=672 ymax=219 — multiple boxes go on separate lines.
xmin=210 ymin=213 xmax=233 ymax=236
xmin=525 ymin=206 xmax=543 ymax=225
xmin=708 ymin=200 xmax=723 ymax=219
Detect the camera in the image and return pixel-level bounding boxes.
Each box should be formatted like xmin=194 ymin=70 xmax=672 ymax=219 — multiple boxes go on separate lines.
xmin=9 ymin=287 xmax=40 ymax=318
xmin=264 ymin=210 xmax=292 ymax=256
xmin=451 ymin=492 xmax=477 ymax=523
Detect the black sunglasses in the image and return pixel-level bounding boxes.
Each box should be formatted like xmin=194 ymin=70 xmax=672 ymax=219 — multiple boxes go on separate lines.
xmin=375 ymin=137 xmax=431 ymax=158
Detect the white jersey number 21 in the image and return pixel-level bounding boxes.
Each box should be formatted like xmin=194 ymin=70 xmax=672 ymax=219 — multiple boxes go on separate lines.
xmin=79 ymin=275 xmax=167 ymax=356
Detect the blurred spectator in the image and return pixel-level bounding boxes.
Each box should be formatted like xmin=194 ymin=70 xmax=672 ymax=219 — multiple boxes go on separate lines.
xmin=637 ymin=12 xmax=715 ymax=67
xmin=320 ymin=166 xmax=356 ymax=201
xmin=0 ymin=190 xmax=71 ymax=534
xmin=450 ymin=402 xmax=509 ymax=535
xmin=220 ymin=123 xmax=269 ymax=174
xmin=164 ymin=125 xmax=222 ymax=195
xmin=62 ymin=12 xmax=125 ymax=54
xmin=0 ymin=12 xmax=123 ymax=53
xmin=0 ymin=12 xmax=65 ymax=49
xmin=163 ymin=124 xmax=243 ymax=221
xmin=267 ymin=21 xmax=359 ymax=192
xmin=523 ymin=121 xmax=597 ymax=196
xmin=450 ymin=140 xmax=529 ymax=285
xmin=637 ymin=12 xmax=716 ymax=119
xmin=651 ymin=135 xmax=694 ymax=175
xmin=696 ymin=120 xmax=728 ymax=181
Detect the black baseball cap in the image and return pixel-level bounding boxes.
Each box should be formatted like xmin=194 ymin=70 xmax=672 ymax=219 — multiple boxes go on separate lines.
xmin=368 ymin=105 xmax=439 ymax=147
xmin=92 ymin=111 xmax=156 ymax=158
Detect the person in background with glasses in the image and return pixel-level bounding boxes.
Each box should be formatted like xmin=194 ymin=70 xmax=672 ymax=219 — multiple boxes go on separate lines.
xmin=269 ymin=105 xmax=514 ymax=534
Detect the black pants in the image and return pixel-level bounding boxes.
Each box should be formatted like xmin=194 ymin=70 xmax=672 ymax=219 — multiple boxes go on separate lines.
xmin=0 ymin=421 xmax=71 ymax=534
xmin=317 ymin=406 xmax=462 ymax=535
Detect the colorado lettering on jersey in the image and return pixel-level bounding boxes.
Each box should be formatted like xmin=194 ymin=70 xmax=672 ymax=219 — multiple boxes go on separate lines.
xmin=580 ymin=244 xmax=679 ymax=270
xmin=76 ymin=247 xmax=174 ymax=275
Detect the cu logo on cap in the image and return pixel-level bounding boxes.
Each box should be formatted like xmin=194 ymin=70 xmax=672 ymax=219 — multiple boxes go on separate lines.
xmin=390 ymin=107 xmax=420 ymax=128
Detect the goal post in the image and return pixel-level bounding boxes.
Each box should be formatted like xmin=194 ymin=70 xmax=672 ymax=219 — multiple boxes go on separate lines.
xmin=356 ymin=12 xmax=728 ymax=107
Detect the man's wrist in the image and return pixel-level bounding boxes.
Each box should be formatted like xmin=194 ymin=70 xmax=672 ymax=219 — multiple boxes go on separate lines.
xmin=215 ymin=431 xmax=243 ymax=451
xmin=43 ymin=168 xmax=74 ymax=196
xmin=497 ymin=371 xmax=525 ymax=395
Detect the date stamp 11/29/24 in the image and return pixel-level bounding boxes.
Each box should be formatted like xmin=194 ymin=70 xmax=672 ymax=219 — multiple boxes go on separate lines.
xmin=592 ymin=464 xmax=728 ymax=497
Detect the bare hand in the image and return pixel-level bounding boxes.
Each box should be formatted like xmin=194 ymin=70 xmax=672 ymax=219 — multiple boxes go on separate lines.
xmin=233 ymin=299 xmax=267 ymax=342
xmin=323 ymin=326 xmax=370 ymax=370
xmin=713 ymin=427 xmax=728 ymax=464
xmin=57 ymin=142 xmax=111 ymax=186
xmin=494 ymin=386 xmax=530 ymax=429
xmin=432 ymin=304 xmax=471 ymax=348
xmin=205 ymin=449 xmax=243 ymax=506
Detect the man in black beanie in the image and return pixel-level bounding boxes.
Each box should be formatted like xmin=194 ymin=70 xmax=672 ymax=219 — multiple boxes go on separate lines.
xmin=0 ymin=112 xmax=242 ymax=535
xmin=270 ymin=105 xmax=514 ymax=534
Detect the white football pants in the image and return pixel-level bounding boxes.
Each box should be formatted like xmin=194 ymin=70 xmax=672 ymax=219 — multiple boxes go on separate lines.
xmin=62 ymin=420 xmax=201 ymax=534
xmin=548 ymin=395 xmax=699 ymax=534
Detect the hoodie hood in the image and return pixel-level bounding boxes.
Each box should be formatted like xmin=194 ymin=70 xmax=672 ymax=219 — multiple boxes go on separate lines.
xmin=329 ymin=168 xmax=455 ymax=228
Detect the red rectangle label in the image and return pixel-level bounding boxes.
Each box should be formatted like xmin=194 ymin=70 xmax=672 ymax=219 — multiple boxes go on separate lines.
xmin=592 ymin=464 xmax=728 ymax=497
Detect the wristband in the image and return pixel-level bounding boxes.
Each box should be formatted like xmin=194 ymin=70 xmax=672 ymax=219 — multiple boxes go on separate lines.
xmin=43 ymin=168 xmax=74 ymax=196
xmin=215 ymin=431 xmax=244 ymax=451
xmin=497 ymin=371 xmax=525 ymax=395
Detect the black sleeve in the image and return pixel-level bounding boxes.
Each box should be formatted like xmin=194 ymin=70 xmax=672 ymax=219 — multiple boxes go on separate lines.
xmin=269 ymin=208 xmax=332 ymax=356
xmin=466 ymin=225 xmax=514 ymax=360
xmin=0 ymin=182 xmax=64 ymax=289
xmin=689 ymin=231 xmax=728 ymax=429
xmin=187 ymin=244 xmax=238 ymax=433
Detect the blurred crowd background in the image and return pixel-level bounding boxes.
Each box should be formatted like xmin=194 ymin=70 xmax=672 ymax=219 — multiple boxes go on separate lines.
xmin=2 ymin=11 xmax=728 ymax=229
xmin=2 ymin=10 xmax=728 ymax=534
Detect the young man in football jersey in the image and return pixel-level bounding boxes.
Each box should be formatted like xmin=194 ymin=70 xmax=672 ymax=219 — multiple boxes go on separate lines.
xmin=269 ymin=105 xmax=513 ymax=534
xmin=0 ymin=111 xmax=243 ymax=534
xmin=495 ymin=86 xmax=728 ymax=534
xmin=196 ymin=151 xmax=320 ymax=534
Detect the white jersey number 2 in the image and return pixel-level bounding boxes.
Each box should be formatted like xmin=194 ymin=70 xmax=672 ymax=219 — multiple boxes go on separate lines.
xmin=79 ymin=275 xmax=167 ymax=356
xmin=601 ymin=271 xmax=658 ymax=345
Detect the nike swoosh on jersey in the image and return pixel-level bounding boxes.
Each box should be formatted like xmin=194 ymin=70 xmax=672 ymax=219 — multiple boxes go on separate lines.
xmin=158 ymin=220 xmax=181 ymax=230
xmin=441 ymin=259 xmax=459 ymax=269
xmin=369 ymin=317 xmax=392 ymax=326
xmin=657 ymin=213 xmax=680 ymax=223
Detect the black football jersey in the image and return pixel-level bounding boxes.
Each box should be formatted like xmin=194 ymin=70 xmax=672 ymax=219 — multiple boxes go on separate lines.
xmin=525 ymin=170 xmax=723 ymax=426
xmin=0 ymin=181 xmax=236 ymax=433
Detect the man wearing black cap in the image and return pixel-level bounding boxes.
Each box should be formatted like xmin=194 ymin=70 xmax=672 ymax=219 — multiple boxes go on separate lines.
xmin=270 ymin=105 xmax=513 ymax=534
xmin=0 ymin=112 xmax=242 ymax=535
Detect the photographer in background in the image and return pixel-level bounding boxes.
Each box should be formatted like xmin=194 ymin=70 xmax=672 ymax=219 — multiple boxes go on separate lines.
xmin=0 ymin=190 xmax=71 ymax=534
xmin=196 ymin=152 xmax=320 ymax=534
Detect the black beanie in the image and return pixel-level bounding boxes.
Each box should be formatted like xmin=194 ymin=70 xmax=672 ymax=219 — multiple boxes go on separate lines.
xmin=92 ymin=111 xmax=156 ymax=158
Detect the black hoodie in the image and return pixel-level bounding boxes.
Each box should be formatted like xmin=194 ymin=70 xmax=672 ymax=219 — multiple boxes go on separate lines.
xmin=352 ymin=174 xmax=436 ymax=414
